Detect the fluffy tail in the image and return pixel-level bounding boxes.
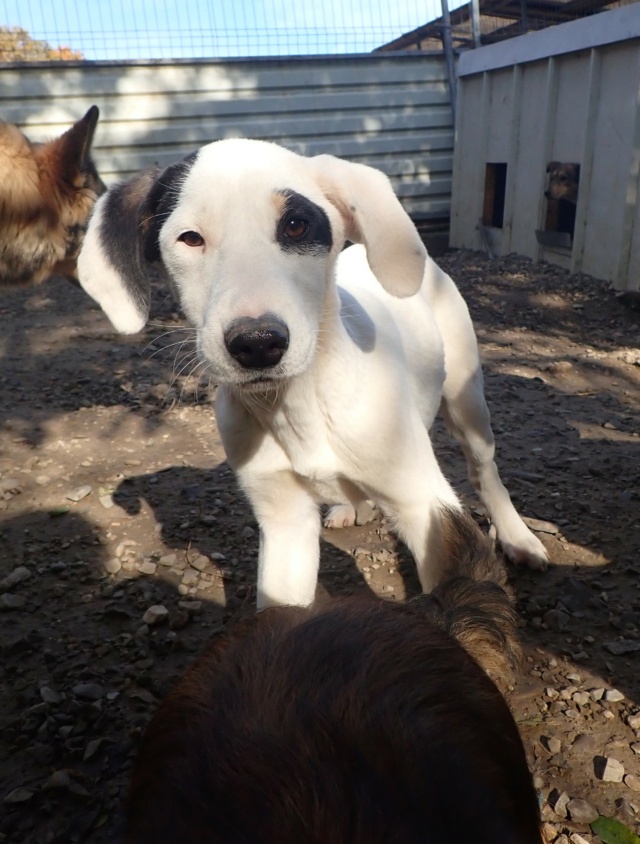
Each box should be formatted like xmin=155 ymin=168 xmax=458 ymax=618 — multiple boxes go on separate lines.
xmin=411 ymin=506 xmax=521 ymax=686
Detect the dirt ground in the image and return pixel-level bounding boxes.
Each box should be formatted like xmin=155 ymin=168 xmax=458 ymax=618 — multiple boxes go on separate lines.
xmin=0 ymin=248 xmax=639 ymax=843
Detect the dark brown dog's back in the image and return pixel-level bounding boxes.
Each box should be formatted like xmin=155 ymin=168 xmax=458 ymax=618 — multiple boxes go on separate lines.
xmin=126 ymin=510 xmax=541 ymax=844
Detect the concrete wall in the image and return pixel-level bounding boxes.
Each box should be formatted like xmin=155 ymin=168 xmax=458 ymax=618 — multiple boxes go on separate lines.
xmin=450 ymin=4 xmax=640 ymax=290
xmin=0 ymin=52 xmax=453 ymax=222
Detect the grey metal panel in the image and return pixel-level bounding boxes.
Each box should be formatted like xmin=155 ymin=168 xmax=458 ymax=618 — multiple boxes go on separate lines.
xmin=0 ymin=53 xmax=453 ymax=221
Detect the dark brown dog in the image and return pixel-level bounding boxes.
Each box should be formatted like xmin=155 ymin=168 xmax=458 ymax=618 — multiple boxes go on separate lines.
xmin=126 ymin=508 xmax=541 ymax=844
xmin=0 ymin=106 xmax=105 ymax=287
xmin=545 ymin=161 xmax=580 ymax=204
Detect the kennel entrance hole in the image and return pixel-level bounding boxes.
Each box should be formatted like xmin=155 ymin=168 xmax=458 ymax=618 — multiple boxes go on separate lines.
xmin=482 ymin=163 xmax=507 ymax=229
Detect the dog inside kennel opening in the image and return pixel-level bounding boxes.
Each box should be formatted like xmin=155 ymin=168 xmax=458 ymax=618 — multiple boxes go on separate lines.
xmin=542 ymin=161 xmax=581 ymax=244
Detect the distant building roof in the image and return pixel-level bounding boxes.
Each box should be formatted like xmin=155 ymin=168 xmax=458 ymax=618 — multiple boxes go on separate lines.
xmin=375 ymin=0 xmax=635 ymax=52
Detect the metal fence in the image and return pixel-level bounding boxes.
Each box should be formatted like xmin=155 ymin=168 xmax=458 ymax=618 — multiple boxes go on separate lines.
xmin=3 ymin=0 xmax=638 ymax=63
xmin=0 ymin=0 xmax=451 ymax=61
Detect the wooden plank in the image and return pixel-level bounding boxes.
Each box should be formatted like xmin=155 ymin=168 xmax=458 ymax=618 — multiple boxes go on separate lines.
xmin=570 ymin=48 xmax=601 ymax=275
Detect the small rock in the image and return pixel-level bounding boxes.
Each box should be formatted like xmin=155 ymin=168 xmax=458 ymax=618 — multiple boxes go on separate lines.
xmin=594 ymin=755 xmax=625 ymax=782
xmin=1 ymin=566 xmax=31 ymax=589
xmin=169 ymin=610 xmax=190 ymax=631
xmin=181 ymin=569 xmax=199 ymax=586
xmin=103 ymin=558 xmax=122 ymax=575
xmin=83 ymin=737 xmax=106 ymax=762
xmin=573 ymin=692 xmax=590 ymax=706
xmin=605 ymin=688 xmax=625 ymax=702
xmin=40 ymin=686 xmax=62 ymax=704
xmin=604 ymin=639 xmax=640 ymax=655
xmin=142 ymin=605 xmax=169 ymax=626
xmin=546 ymin=360 xmax=574 ymax=374
xmin=0 ymin=593 xmax=26 ymax=611
xmin=569 ymin=835 xmax=591 ymax=844
xmin=544 ymin=609 xmax=569 ymax=632
xmin=523 ymin=517 xmax=560 ymax=535
xmin=178 ymin=600 xmax=202 ymax=614
xmin=159 ymin=553 xmax=177 ymax=567
xmin=190 ymin=555 xmax=209 ymax=572
xmin=631 ymin=742 xmax=640 ymax=754
xmin=66 ymin=484 xmax=92 ymax=502
xmin=624 ymin=774 xmax=640 ymax=792
xmin=590 ymin=688 xmax=605 ymax=701
xmin=137 ymin=561 xmax=157 ymax=576
xmin=567 ymin=797 xmax=599 ymax=823
xmin=72 ymin=682 xmax=104 ymax=701
xmin=551 ymin=790 xmax=571 ymax=818
xmin=544 ymin=736 xmax=562 ymax=755
xmin=4 ymin=787 xmax=35 ymax=804
xmin=627 ymin=713 xmax=640 ymax=731
xmin=43 ymin=770 xmax=71 ymax=790
xmin=572 ymin=734 xmax=596 ymax=756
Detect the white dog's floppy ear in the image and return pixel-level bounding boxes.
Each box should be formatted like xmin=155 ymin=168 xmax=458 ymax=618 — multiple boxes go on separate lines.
xmin=77 ymin=153 xmax=198 ymax=333
xmin=310 ymin=155 xmax=426 ymax=297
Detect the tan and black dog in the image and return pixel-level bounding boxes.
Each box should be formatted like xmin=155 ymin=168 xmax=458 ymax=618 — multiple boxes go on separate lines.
xmin=0 ymin=105 xmax=105 ymax=287
xmin=545 ymin=161 xmax=580 ymax=204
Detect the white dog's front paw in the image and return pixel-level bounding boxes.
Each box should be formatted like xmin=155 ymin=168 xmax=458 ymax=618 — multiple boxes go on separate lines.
xmin=500 ymin=529 xmax=549 ymax=571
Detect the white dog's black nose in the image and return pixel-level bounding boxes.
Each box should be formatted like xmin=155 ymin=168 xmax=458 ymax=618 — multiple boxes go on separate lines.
xmin=224 ymin=316 xmax=289 ymax=369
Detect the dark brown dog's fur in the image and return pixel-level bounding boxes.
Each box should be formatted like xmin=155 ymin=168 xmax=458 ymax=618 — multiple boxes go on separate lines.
xmin=0 ymin=106 xmax=105 ymax=287
xmin=545 ymin=161 xmax=580 ymax=204
xmin=126 ymin=508 xmax=541 ymax=844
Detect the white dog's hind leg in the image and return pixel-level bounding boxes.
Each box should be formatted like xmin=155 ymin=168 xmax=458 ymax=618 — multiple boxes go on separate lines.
xmin=441 ymin=372 xmax=549 ymax=571
xmin=323 ymin=500 xmax=375 ymax=529
xmin=247 ymin=473 xmax=322 ymax=609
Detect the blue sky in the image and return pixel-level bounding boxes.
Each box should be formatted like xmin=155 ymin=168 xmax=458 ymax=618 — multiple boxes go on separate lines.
xmin=1 ymin=0 xmax=466 ymax=60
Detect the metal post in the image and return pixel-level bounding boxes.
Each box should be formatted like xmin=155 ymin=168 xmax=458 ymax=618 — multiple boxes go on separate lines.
xmin=440 ymin=0 xmax=457 ymax=124
xmin=520 ymin=0 xmax=529 ymax=33
xmin=470 ymin=0 xmax=482 ymax=47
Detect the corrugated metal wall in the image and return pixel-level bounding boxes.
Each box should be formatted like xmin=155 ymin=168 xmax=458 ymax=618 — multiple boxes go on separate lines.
xmin=0 ymin=53 xmax=453 ymax=222
xmin=450 ymin=4 xmax=640 ymax=290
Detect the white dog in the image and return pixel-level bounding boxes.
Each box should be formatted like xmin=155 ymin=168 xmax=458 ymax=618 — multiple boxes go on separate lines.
xmin=78 ymin=139 xmax=548 ymax=608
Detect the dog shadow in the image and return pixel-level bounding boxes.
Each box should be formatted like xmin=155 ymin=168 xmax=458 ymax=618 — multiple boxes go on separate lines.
xmin=112 ymin=463 xmax=374 ymax=611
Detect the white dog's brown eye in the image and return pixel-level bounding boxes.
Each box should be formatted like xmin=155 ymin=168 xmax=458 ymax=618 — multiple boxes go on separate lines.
xmin=283 ymin=218 xmax=308 ymax=239
xmin=178 ymin=231 xmax=204 ymax=247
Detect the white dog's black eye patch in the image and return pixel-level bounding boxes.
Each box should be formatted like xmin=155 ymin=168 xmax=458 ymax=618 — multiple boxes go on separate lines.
xmin=276 ymin=190 xmax=332 ymax=254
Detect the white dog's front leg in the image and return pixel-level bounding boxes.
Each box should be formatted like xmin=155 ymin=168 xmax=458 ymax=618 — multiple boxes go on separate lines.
xmin=245 ymin=472 xmax=321 ymax=609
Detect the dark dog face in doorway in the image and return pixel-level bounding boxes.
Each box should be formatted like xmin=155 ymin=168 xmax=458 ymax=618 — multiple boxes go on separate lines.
xmin=545 ymin=161 xmax=580 ymax=204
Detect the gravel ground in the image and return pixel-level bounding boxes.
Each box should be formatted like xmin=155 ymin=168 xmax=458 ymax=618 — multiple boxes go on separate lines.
xmin=0 ymin=249 xmax=639 ymax=843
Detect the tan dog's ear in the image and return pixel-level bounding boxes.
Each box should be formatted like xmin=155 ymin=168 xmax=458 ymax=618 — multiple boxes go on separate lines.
xmin=310 ymin=154 xmax=426 ymax=297
xmin=39 ymin=105 xmax=101 ymax=186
